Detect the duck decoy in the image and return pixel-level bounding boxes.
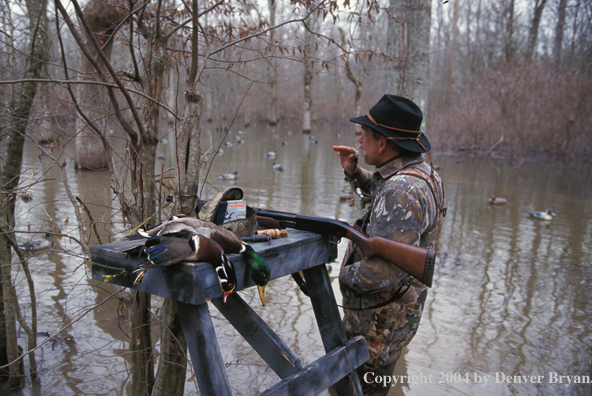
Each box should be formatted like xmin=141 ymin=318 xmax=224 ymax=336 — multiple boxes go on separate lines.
xmin=264 ymin=150 xmax=277 ymax=159
xmin=272 ymin=163 xmax=284 ymax=171
xmin=20 ymin=192 xmax=33 ymax=203
xmin=523 ymin=209 xmax=556 ymax=221
xmin=128 ymin=216 xmax=271 ymax=305
xmin=19 ymin=231 xmax=53 ymax=251
xmin=488 ymin=195 xmax=507 ymax=205
xmin=220 ymin=171 xmax=238 ymax=180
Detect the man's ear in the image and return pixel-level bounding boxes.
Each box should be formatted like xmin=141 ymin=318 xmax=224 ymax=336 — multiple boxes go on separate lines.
xmin=378 ymin=136 xmax=388 ymax=154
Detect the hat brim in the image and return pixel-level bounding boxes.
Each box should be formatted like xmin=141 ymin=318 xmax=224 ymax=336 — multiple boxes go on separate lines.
xmin=350 ymin=115 xmax=431 ymax=153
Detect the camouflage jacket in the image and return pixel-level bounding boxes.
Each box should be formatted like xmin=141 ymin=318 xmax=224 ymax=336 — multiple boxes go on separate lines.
xmin=339 ymin=153 xmax=445 ymax=368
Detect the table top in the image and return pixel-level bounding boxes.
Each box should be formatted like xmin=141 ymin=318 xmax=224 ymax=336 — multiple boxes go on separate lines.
xmin=90 ymin=229 xmax=338 ymax=305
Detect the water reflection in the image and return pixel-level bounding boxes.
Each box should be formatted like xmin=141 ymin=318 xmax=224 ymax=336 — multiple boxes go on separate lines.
xmin=3 ymin=126 xmax=591 ymax=396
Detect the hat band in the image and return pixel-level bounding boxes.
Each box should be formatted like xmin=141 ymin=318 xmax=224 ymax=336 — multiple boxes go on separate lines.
xmin=366 ymin=111 xmax=421 ymax=134
xmin=366 ymin=111 xmax=436 ymax=178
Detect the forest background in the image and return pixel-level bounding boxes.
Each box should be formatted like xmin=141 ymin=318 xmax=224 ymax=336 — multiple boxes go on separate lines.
xmin=0 ymin=0 xmax=591 ymax=394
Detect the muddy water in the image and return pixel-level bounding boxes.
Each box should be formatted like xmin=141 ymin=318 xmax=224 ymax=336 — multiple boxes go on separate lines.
xmin=3 ymin=124 xmax=591 ymax=395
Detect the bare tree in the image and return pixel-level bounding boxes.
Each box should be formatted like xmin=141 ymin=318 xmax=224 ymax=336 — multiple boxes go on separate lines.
xmin=384 ymin=0 xmax=431 ymax=111
xmin=525 ymin=0 xmax=548 ymax=60
xmin=553 ymin=0 xmax=568 ymax=68
xmin=0 ymin=0 xmax=50 ymax=387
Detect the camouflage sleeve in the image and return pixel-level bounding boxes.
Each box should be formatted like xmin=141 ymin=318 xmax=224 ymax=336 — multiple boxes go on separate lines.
xmin=345 ymin=167 xmax=373 ymax=194
xmin=339 ymin=175 xmax=435 ymax=293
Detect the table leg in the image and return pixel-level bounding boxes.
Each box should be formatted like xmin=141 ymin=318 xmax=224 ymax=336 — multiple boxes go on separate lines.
xmin=177 ymin=301 xmax=233 ymax=396
xmin=302 ymin=264 xmax=364 ymax=395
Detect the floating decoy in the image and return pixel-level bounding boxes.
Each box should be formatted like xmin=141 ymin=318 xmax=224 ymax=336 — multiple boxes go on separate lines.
xmin=220 ymin=171 xmax=238 ymax=180
xmin=272 ymin=163 xmax=284 ymax=171
xmin=286 ymin=131 xmax=292 ymax=136
xmin=523 ymin=209 xmax=556 ymax=221
xmin=127 ymin=217 xmax=271 ymax=305
xmin=20 ymin=193 xmax=33 ymax=203
xmin=488 ymin=195 xmax=507 ymax=205
xmin=264 ymin=150 xmax=277 ymax=159
xmin=156 ymin=154 xmax=166 ymax=160
xmin=160 ymin=138 xmax=169 ymax=145
xmin=234 ymin=135 xmax=242 ymax=142
xmin=282 ymin=141 xmax=288 ymax=146
xmin=19 ymin=231 xmax=53 ymax=251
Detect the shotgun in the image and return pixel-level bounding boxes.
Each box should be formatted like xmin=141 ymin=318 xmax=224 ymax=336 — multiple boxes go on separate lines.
xmin=253 ymin=207 xmax=436 ymax=287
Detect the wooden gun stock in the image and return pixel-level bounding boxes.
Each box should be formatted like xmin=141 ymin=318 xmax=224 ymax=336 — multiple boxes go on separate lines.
xmin=343 ymin=226 xmax=436 ymax=288
xmin=254 ymin=208 xmax=436 ymax=287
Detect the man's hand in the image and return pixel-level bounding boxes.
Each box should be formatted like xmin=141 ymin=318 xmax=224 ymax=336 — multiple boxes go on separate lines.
xmin=333 ymin=145 xmax=358 ymax=177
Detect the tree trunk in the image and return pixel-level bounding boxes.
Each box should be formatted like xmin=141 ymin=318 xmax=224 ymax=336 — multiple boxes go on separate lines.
xmin=0 ymin=0 xmax=50 ymax=387
xmin=553 ymin=0 xmax=567 ymax=69
xmin=74 ymin=0 xmax=125 ymax=170
xmin=384 ymin=0 xmax=431 ymax=115
xmin=129 ymin=291 xmax=154 ymax=396
xmin=443 ymin=0 xmax=459 ymax=110
xmin=268 ymin=0 xmax=279 ymax=125
xmin=525 ymin=0 xmax=548 ymax=60
xmin=302 ymin=18 xmax=315 ymax=134
xmin=504 ymin=0 xmax=515 ymax=64
xmin=152 ymin=300 xmax=187 ymax=396
xmin=339 ymin=28 xmax=363 ymax=134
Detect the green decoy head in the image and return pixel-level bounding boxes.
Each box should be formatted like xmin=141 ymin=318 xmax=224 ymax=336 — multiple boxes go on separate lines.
xmin=242 ymin=244 xmax=271 ymax=306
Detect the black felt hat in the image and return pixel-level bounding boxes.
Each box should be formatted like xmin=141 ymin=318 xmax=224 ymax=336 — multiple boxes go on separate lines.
xmin=349 ymin=94 xmax=431 ymax=153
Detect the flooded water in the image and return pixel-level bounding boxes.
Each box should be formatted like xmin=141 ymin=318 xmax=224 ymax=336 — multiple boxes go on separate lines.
xmin=3 ymin=123 xmax=591 ymax=396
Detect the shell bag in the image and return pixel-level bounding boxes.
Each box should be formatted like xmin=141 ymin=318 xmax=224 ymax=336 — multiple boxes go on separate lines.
xmin=195 ymin=187 xmax=257 ymax=237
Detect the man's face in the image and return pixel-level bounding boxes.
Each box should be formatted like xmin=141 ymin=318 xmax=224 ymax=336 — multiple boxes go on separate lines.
xmin=358 ymin=126 xmax=383 ymax=166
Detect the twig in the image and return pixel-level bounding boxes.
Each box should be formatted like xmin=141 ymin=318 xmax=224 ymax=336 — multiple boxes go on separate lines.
xmin=76 ymin=196 xmax=103 ymax=246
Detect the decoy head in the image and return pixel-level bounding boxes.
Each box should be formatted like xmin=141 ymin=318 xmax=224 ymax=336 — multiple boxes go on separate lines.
xmin=242 ymin=244 xmax=271 ymax=306
xmin=546 ymin=209 xmax=556 ymax=216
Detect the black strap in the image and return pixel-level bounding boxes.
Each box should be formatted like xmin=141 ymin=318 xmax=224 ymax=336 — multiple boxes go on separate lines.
xmin=338 ymin=279 xmax=412 ymax=312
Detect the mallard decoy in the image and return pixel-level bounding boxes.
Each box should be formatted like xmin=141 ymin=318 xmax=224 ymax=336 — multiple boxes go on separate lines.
xmin=20 ymin=192 xmax=33 ymax=202
xmin=264 ymin=150 xmax=277 ymax=159
xmin=19 ymin=231 xmax=53 ymax=251
xmin=272 ymin=163 xmax=284 ymax=171
xmin=523 ymin=209 xmax=556 ymax=221
xmin=488 ymin=195 xmax=507 ymax=205
xmin=129 ymin=216 xmax=271 ymax=305
xmin=220 ymin=171 xmax=238 ymax=180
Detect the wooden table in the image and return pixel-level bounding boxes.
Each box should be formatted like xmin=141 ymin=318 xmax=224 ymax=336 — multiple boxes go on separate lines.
xmin=91 ymin=229 xmax=369 ymax=396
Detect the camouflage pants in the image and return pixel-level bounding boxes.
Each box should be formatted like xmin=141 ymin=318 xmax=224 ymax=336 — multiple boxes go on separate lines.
xmin=341 ymin=278 xmax=428 ymax=396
